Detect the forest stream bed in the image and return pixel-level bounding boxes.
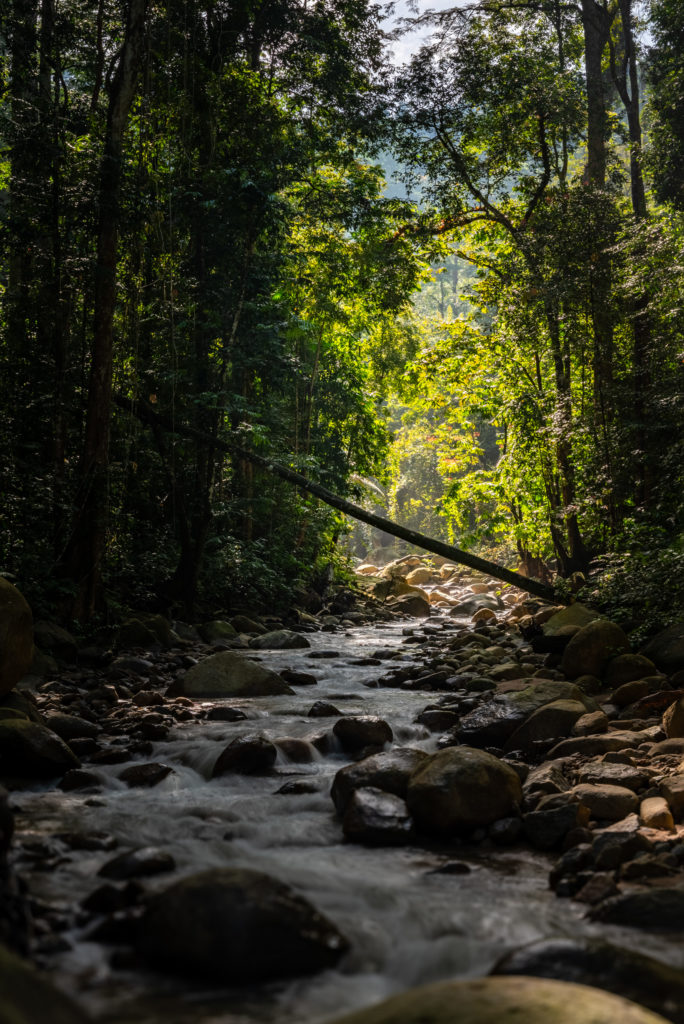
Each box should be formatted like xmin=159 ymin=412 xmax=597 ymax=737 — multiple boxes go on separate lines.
xmin=6 ymin=593 xmax=684 ymax=1024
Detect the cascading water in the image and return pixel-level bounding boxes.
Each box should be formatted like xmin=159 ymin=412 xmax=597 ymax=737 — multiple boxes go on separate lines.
xmin=12 ymin=618 xmax=684 ymax=1023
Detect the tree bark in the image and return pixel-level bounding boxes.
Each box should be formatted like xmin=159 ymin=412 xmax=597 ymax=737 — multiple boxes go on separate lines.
xmin=62 ymin=0 xmax=147 ymax=619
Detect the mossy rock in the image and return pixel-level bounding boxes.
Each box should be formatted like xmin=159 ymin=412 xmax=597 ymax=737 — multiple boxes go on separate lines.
xmin=0 ymin=942 xmax=89 ymax=1024
xmin=327 ymin=976 xmax=670 ymax=1024
xmin=0 ymin=719 xmax=80 ymax=778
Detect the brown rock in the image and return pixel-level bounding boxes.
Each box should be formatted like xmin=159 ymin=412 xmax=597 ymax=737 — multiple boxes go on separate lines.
xmin=572 ymin=710 xmax=609 ymax=736
xmin=605 ymin=654 xmax=658 ymax=689
xmin=660 ymin=774 xmax=684 ymax=819
xmin=570 ymin=783 xmax=639 ymax=821
xmin=406 ymin=746 xmax=522 ymax=835
xmin=325 ymin=976 xmax=671 ymax=1024
xmin=639 ymin=797 xmax=674 ymax=831
xmin=663 ymin=697 xmax=684 ymax=738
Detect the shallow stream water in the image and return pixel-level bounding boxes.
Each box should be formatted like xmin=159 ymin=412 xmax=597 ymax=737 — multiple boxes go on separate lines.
xmin=13 ymin=618 xmax=684 ymax=1022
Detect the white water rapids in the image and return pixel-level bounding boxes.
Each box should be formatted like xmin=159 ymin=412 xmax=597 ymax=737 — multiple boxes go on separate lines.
xmin=13 ymin=619 xmax=684 ymax=1022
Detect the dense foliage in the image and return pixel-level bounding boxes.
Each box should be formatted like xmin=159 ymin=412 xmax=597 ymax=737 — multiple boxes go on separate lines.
xmin=0 ymin=0 xmax=682 ymax=627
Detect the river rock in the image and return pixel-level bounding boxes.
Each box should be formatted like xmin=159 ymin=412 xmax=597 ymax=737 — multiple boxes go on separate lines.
xmin=612 ymin=679 xmax=651 ymax=707
xmin=543 ymin=603 xmax=602 ymax=635
xmin=281 ymin=669 xmax=317 ymax=686
xmin=576 ymin=763 xmax=649 ymax=792
xmin=249 ymin=630 xmax=311 ymax=650
xmin=331 ymin=748 xmax=429 ymax=815
xmin=406 ymin=746 xmax=522 ymax=835
xmin=560 ymin=619 xmax=631 ymax=680
xmin=572 ymin=710 xmax=609 ymax=735
xmin=99 ymin=846 xmax=176 ymax=880
xmin=639 ymin=796 xmax=674 ymax=830
xmin=0 ymin=719 xmax=80 ymax=777
xmin=388 ymin=594 xmax=431 ymax=618
xmin=450 ymin=595 xmax=502 ymax=617
xmin=333 ymin=716 xmax=393 ymax=752
xmin=0 ymin=943 xmax=89 ymax=1024
xmin=493 ymin=937 xmax=684 ymax=1024
xmin=547 ymin=731 xmax=642 ymax=758
xmin=503 ymin=699 xmax=587 ymax=754
xmin=590 ymin=885 xmax=684 ymax=929
xmin=137 ymin=867 xmax=348 ymax=982
xmin=212 ymin=734 xmax=278 ymax=776
xmin=457 ymin=680 xmax=590 ymax=748
xmin=605 ymin=654 xmax=658 ymax=689
xmin=0 ymin=578 xmax=33 ymax=697
xmin=570 ymin=783 xmax=639 ymax=821
xmin=523 ymin=761 xmax=571 ymax=801
xmin=169 ymin=651 xmax=293 ymax=698
xmin=118 ymin=762 xmax=175 ymax=787
xmin=663 ymin=697 xmax=684 ymax=738
xmin=523 ymin=802 xmax=584 ymax=850
xmin=117 ymin=614 xmax=177 ymax=650
xmin=198 ymin=620 xmax=238 ymax=642
xmin=230 ymin=614 xmax=267 ymax=634
xmin=641 ymin=622 xmax=684 ymax=675
xmin=659 ymin=774 xmax=684 ymax=818
xmin=33 ymin=620 xmax=78 ymax=662
xmin=44 ymin=712 xmax=99 ymax=741
xmin=406 ymin=567 xmax=433 ymax=585
xmin=325 ymin=976 xmax=670 ymax=1024
xmin=342 ymin=787 xmax=413 ymax=845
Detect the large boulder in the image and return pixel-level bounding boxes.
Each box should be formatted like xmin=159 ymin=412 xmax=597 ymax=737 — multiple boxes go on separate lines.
xmin=326 ymin=976 xmax=669 ymax=1024
xmin=503 ymin=699 xmax=587 ymax=754
xmin=406 ymin=746 xmax=522 ymax=835
xmin=0 ymin=943 xmax=89 ymax=1024
xmin=0 ymin=719 xmax=80 ymax=778
xmin=641 ymin=622 xmax=684 ymax=675
xmin=333 ymin=716 xmax=393 ymax=752
xmin=457 ymin=680 xmax=591 ymax=748
xmin=136 ymin=867 xmax=348 ymax=982
xmin=168 ymin=651 xmax=293 ymax=698
xmin=0 ymin=578 xmax=33 ymax=697
xmin=249 ymin=630 xmax=310 ymax=651
xmin=493 ymin=937 xmax=684 ymax=1024
xmin=605 ymin=654 xmax=658 ymax=689
xmin=560 ymin=619 xmax=631 ymax=680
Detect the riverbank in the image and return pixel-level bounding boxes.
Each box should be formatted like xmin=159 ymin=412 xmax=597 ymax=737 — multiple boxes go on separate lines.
xmin=2 ymin=561 xmax=684 ymax=1022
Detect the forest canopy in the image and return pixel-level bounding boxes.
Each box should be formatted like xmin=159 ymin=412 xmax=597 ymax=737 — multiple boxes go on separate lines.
xmin=0 ymin=0 xmax=683 ymax=631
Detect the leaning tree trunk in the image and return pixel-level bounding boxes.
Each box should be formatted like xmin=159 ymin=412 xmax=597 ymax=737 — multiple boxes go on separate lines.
xmin=116 ymin=395 xmax=558 ymax=602
xmin=62 ymin=0 xmax=147 ymax=619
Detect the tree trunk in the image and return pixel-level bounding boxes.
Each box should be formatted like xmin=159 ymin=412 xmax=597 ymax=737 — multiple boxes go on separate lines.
xmin=62 ymin=0 xmax=147 ymax=619
xmin=116 ymin=395 xmax=558 ymax=602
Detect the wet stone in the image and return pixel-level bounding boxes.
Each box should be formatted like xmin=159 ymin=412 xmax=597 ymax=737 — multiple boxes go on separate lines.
xmin=280 ymin=669 xmax=318 ymax=686
xmin=58 ymin=769 xmax=100 ymax=792
xmin=118 ymin=762 xmax=175 ymax=788
xmin=342 ymin=787 xmax=413 ymax=846
xmin=308 ymin=701 xmax=343 ymax=718
xmin=333 ymin=715 xmax=393 ymax=752
xmin=204 ymin=706 xmax=248 ymax=722
xmin=331 ymin=748 xmax=429 ymax=815
xmin=98 ymin=846 xmax=176 ymax=881
xmin=212 ymin=734 xmax=278 ymax=777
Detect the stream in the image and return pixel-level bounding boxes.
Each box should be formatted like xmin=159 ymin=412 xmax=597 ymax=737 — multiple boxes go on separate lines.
xmin=12 ymin=616 xmax=684 ymax=1022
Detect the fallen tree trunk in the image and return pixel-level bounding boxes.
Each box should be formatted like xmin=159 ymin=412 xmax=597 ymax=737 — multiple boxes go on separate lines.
xmin=115 ymin=395 xmax=558 ymax=602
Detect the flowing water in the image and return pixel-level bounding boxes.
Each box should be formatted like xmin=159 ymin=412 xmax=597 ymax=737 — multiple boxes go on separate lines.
xmin=12 ymin=619 xmax=684 ymax=1022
